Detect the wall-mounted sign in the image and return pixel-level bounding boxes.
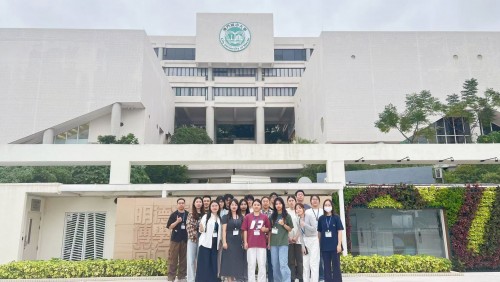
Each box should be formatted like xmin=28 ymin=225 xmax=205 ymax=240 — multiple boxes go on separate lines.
xmin=219 ymin=22 xmax=251 ymax=52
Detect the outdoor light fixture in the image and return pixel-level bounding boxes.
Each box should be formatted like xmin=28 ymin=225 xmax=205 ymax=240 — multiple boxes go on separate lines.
xmin=480 ymin=157 xmax=499 ymax=163
xmin=438 ymin=157 xmax=454 ymax=162
xmin=355 ymin=157 xmax=365 ymax=163
xmin=397 ymin=156 xmax=410 ymax=162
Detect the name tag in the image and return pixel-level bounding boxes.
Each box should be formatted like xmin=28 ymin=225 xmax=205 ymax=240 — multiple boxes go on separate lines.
xmin=325 ymin=231 xmax=332 ymax=238
xmin=181 ymin=224 xmax=186 ymax=229
xmin=271 ymin=227 xmax=278 ymax=234
xmin=212 ymin=232 xmax=218 ymax=237
xmin=254 ymin=230 xmax=260 ymax=236
xmin=233 ymin=230 xmax=239 ymax=236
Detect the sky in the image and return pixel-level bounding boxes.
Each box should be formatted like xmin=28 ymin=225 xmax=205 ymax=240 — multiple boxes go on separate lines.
xmin=0 ymin=0 xmax=499 ymax=36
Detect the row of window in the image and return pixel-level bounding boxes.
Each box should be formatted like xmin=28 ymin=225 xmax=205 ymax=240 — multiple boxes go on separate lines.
xmin=164 ymin=67 xmax=305 ymax=78
xmin=54 ymin=124 xmax=89 ymax=144
xmin=172 ymin=87 xmax=297 ymax=97
xmin=154 ymin=48 xmax=309 ymax=61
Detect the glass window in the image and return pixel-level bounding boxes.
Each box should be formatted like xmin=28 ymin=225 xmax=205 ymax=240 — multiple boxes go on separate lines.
xmin=164 ymin=67 xmax=207 ymax=77
xmin=263 ymin=87 xmax=297 ymax=97
xmin=262 ymin=68 xmax=305 ymax=77
xmin=433 ymin=117 xmax=471 ymax=144
xmin=172 ymin=87 xmax=207 ymax=97
xmin=274 ymin=49 xmax=307 ymax=61
xmin=163 ymin=48 xmax=195 ymax=60
xmin=53 ymin=124 xmax=90 ymax=144
xmin=349 ymin=208 xmax=447 ymax=258
xmin=213 ymin=87 xmax=257 ymax=97
xmin=213 ymin=68 xmax=256 ymax=78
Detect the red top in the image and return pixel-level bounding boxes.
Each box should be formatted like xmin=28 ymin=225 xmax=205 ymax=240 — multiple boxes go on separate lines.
xmin=241 ymin=213 xmax=271 ymax=248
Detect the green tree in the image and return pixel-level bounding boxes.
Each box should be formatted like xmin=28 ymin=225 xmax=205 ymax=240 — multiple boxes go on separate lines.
xmin=171 ymin=126 xmax=213 ymax=144
xmin=443 ymin=164 xmax=500 ymax=184
xmin=444 ymin=78 xmax=500 ymax=138
xmin=477 ymin=131 xmax=500 ymax=143
xmin=375 ymin=90 xmax=443 ymax=143
xmin=144 ymin=165 xmax=189 ymax=184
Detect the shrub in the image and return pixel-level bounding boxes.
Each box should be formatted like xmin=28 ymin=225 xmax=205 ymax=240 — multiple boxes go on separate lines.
xmin=0 ymin=259 xmax=167 ymax=279
xmin=340 ymin=255 xmax=452 ymax=273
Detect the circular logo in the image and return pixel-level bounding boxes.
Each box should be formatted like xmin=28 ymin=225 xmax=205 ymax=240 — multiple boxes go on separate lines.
xmin=219 ymin=22 xmax=251 ymax=52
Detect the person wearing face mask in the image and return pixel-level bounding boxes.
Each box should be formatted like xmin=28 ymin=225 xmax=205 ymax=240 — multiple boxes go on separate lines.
xmin=317 ymin=199 xmax=344 ymax=282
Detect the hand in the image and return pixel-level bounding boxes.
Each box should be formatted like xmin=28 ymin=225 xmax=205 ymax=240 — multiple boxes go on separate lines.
xmin=223 ymin=242 xmax=228 ymax=250
xmin=176 ymin=216 xmax=182 ymax=223
xmin=199 ymin=224 xmax=204 ymax=233
xmin=288 ymin=238 xmax=293 ymax=244
xmin=278 ymin=219 xmax=284 ymax=225
xmin=260 ymin=226 xmax=268 ymax=233
xmin=337 ymin=244 xmax=342 ymax=253
xmin=244 ymin=242 xmax=249 ymax=250
xmin=300 ymin=220 xmax=305 ymax=227
xmin=302 ymin=247 xmax=307 ymax=255
xmin=291 ymin=238 xmax=297 ymax=243
xmin=267 ymin=244 xmax=271 ymax=250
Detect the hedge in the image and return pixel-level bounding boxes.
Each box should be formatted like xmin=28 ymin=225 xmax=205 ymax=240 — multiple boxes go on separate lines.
xmin=0 ymin=255 xmax=450 ymax=279
xmin=0 ymin=259 xmax=167 ymax=279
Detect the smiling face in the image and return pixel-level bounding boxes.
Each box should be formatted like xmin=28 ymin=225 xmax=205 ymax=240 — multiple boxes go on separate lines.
xmin=252 ymin=201 xmax=261 ymax=213
xmin=295 ymin=204 xmax=304 ymax=216
xmin=194 ymin=198 xmax=202 ymax=210
xmin=203 ymin=197 xmax=211 ymax=210
xmin=230 ymin=201 xmax=238 ymax=212
xmin=211 ymin=202 xmax=220 ymax=214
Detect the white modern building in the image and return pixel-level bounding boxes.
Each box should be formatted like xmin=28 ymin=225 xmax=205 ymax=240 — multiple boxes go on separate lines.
xmin=0 ymin=13 xmax=500 ymax=265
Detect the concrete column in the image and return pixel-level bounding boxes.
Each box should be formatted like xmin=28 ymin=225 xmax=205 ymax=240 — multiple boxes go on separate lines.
xmin=207 ymin=86 xmax=213 ymax=101
xmin=208 ymin=67 xmax=213 ymax=81
xmin=257 ymin=67 xmax=262 ymax=81
xmin=326 ymin=160 xmax=348 ymax=256
xmin=111 ymin=103 xmax=122 ymax=137
xmin=306 ymin=48 xmax=311 ymax=61
xmin=109 ymin=160 xmax=131 ymax=184
xmin=42 ymin=128 xmax=55 ymax=144
xmin=256 ymin=105 xmax=265 ymax=144
xmin=257 ymin=87 xmax=263 ymax=101
xmin=157 ymin=47 xmax=163 ymax=60
xmin=206 ymin=105 xmax=215 ymax=142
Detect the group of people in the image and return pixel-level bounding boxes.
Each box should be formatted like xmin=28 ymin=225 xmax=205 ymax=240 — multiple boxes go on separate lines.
xmin=166 ymin=190 xmax=344 ymax=282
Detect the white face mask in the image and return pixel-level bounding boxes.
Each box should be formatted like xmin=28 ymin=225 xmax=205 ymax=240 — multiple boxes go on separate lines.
xmin=324 ymin=206 xmax=332 ymax=213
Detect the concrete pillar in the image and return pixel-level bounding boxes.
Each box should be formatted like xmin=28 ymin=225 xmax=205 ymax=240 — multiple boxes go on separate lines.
xmin=257 ymin=67 xmax=262 ymax=81
xmin=206 ymin=105 xmax=215 ymax=142
xmin=256 ymin=105 xmax=265 ymax=144
xmin=157 ymin=47 xmax=163 ymax=60
xmin=326 ymin=160 xmax=348 ymax=256
xmin=207 ymin=86 xmax=213 ymax=101
xmin=257 ymin=87 xmax=263 ymax=101
xmin=42 ymin=128 xmax=55 ymax=144
xmin=109 ymin=160 xmax=131 ymax=184
xmin=111 ymin=103 xmax=122 ymax=137
xmin=208 ymin=67 xmax=213 ymax=81
xmin=306 ymin=48 xmax=311 ymax=61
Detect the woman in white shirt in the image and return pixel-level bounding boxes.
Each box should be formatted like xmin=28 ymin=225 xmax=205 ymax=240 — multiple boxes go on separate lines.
xmin=297 ymin=202 xmax=320 ymax=282
xmin=196 ymin=200 xmax=222 ymax=282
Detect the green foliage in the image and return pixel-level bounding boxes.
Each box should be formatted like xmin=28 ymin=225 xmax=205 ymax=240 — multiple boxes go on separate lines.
xmin=367 ymin=195 xmax=403 ymax=209
xmin=482 ymin=185 xmax=500 ymax=255
xmin=70 ymin=166 xmax=110 ymax=184
xmin=0 ymin=258 xmax=167 ymax=279
xmin=477 ymin=131 xmax=500 ymax=143
xmin=443 ymin=165 xmax=500 ymax=184
xmin=340 ymin=255 xmax=452 ymax=273
xmin=144 ymin=165 xmax=189 ymax=184
xmin=297 ymin=164 xmax=325 ymax=183
xmin=171 ymin=126 xmax=213 ymax=144
xmin=467 ymin=188 xmax=496 ymax=253
xmin=374 ymin=90 xmax=443 ymax=143
xmin=97 ymin=133 xmax=139 ymax=144
xmin=417 ymin=186 xmax=465 ymax=227
xmin=0 ymin=166 xmax=72 ymax=183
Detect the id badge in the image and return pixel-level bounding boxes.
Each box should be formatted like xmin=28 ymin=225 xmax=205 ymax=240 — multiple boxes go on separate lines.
xmin=253 ymin=230 xmax=260 ymax=236
xmin=325 ymin=231 xmax=332 ymax=238
xmin=181 ymin=224 xmax=186 ymax=229
xmin=271 ymin=227 xmax=278 ymax=234
xmin=212 ymin=232 xmax=218 ymax=237
xmin=233 ymin=230 xmax=239 ymax=236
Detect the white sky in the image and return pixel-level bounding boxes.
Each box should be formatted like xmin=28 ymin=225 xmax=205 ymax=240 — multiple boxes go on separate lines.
xmin=0 ymin=0 xmax=499 ymax=36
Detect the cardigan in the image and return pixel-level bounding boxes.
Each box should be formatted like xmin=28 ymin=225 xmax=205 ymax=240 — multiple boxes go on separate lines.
xmin=198 ymin=213 xmax=222 ymax=250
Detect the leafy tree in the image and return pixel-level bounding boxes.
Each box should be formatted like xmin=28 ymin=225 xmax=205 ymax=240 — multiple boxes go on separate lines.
xmin=444 ymin=78 xmax=500 ymax=138
xmin=144 ymin=165 xmax=189 ymax=184
xmin=375 ymin=90 xmax=443 ymax=143
xmin=98 ymin=133 xmax=139 ymax=144
xmin=171 ymin=126 xmax=213 ymax=144
xmin=477 ymin=131 xmax=500 ymax=143
xmin=443 ymin=164 xmax=500 ymax=184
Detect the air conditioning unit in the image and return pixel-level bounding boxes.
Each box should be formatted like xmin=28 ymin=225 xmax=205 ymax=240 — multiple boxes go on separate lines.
xmin=434 ymin=168 xmax=443 ymax=179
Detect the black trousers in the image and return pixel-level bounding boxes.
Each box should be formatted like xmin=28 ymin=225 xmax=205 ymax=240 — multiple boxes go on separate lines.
xmin=321 ymin=251 xmax=342 ymax=282
xmin=196 ymin=239 xmax=219 ymax=282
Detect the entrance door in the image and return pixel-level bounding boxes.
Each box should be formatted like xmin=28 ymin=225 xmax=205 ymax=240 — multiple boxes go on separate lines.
xmin=22 ymin=198 xmax=42 ymax=260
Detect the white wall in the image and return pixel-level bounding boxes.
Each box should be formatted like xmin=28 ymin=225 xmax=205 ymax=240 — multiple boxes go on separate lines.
xmin=196 ymin=13 xmax=274 ymax=64
xmin=38 ymin=197 xmax=116 ymax=260
xmin=295 ymin=31 xmax=500 ymax=143
xmin=0 ymin=186 xmax=27 ymax=264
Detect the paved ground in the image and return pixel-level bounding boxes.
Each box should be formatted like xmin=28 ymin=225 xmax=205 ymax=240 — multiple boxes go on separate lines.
xmin=7 ymin=273 xmax=500 ymax=282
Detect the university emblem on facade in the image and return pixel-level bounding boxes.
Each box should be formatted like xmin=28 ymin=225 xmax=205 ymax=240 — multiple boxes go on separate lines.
xmin=219 ymin=22 xmax=251 ymax=52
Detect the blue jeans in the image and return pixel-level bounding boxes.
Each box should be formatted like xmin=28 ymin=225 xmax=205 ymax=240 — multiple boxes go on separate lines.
xmin=271 ymin=246 xmax=290 ymax=282
xmin=267 ymin=248 xmax=274 ymax=282
xmin=187 ymin=240 xmax=198 ymax=282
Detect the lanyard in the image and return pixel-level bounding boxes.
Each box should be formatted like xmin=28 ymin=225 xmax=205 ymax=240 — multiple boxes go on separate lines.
xmin=325 ymin=216 xmax=332 ymax=231
xmin=312 ymin=208 xmax=320 ymax=221
xmin=178 ymin=212 xmax=186 ymax=223
xmin=232 ymin=214 xmax=240 ymax=229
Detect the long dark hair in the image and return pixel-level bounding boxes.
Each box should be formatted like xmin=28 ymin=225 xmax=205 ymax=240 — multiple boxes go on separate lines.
xmin=238 ymin=199 xmax=249 ymax=216
xmin=271 ymin=197 xmax=288 ymax=225
xmin=228 ymin=199 xmax=241 ymax=218
xmin=205 ymin=200 xmax=221 ymax=228
xmin=216 ymin=195 xmax=226 ymax=210
xmin=323 ymin=199 xmax=336 ymax=215
xmin=191 ymin=196 xmax=204 ymax=221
